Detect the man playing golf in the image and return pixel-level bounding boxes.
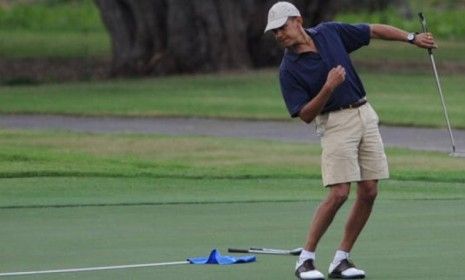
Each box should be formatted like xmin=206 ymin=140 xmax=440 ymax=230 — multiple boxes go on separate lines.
xmin=264 ymin=2 xmax=437 ymax=279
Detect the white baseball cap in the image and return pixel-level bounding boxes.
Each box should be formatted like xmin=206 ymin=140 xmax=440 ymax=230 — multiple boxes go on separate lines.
xmin=264 ymin=2 xmax=301 ymax=33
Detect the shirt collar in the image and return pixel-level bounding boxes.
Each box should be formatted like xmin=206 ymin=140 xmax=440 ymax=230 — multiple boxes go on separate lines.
xmin=284 ymin=27 xmax=318 ymax=62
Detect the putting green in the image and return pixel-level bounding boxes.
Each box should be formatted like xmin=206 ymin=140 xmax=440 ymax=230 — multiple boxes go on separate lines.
xmin=1 ymin=198 xmax=463 ymax=279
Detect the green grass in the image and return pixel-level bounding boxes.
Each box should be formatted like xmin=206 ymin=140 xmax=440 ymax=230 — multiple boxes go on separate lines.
xmin=336 ymin=4 xmax=465 ymax=39
xmin=1 ymin=3 xmax=464 ymax=277
xmin=1 ymin=132 xmax=464 ymax=279
xmin=1 ymin=177 xmax=464 ymax=208
xmin=0 ymin=0 xmax=104 ymax=32
xmin=1 ymin=200 xmax=464 ymax=279
xmin=1 ymin=0 xmax=464 ymax=60
xmin=353 ymin=39 xmax=465 ymax=63
xmin=1 ymin=70 xmax=465 ymax=128
xmin=0 ymin=0 xmax=110 ymax=58
xmin=1 ymin=130 xmax=464 ymax=183
xmin=0 ymin=30 xmax=110 ymax=58
xmin=364 ymin=72 xmax=465 ymax=128
xmin=0 ymin=71 xmax=284 ymax=118
xmin=2 ymin=134 xmax=462 ymax=280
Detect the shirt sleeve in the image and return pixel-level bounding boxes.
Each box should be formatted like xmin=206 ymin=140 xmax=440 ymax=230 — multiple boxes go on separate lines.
xmin=279 ymin=68 xmax=310 ymax=118
xmin=329 ymin=22 xmax=371 ymax=53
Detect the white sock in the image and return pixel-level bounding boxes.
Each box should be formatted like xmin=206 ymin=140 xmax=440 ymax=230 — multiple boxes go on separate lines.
xmin=332 ymin=250 xmax=349 ymax=264
xmin=299 ymin=249 xmax=315 ymax=262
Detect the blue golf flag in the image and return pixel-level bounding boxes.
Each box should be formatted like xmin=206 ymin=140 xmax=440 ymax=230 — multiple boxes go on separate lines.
xmin=187 ymin=249 xmax=256 ymax=265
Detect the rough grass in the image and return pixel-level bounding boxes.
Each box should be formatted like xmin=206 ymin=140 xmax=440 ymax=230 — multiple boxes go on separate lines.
xmin=0 ymin=30 xmax=109 ymax=58
xmin=0 ymin=0 xmax=104 ymax=32
xmin=0 ymin=0 xmax=109 ymax=58
xmin=336 ymin=4 xmax=465 ymax=39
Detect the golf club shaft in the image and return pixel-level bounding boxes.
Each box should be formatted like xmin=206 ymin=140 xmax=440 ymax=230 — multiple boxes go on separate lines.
xmin=228 ymin=247 xmax=301 ymax=255
xmin=0 ymin=261 xmax=189 ymax=277
xmin=429 ymin=54 xmax=456 ymax=153
xmin=418 ymin=12 xmax=456 ymax=153
xmin=228 ymin=248 xmax=286 ymax=255
xmin=250 ymin=247 xmax=302 ymax=255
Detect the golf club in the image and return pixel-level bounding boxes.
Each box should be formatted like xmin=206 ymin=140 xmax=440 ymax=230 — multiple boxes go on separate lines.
xmin=418 ymin=13 xmax=465 ymax=157
xmin=228 ymin=247 xmax=302 ymax=256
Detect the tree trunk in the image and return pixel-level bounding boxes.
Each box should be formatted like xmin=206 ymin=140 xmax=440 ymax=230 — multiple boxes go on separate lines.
xmin=94 ymin=0 xmax=336 ymax=76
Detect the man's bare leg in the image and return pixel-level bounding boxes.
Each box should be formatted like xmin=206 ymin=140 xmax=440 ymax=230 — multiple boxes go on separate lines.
xmin=325 ymin=180 xmax=378 ymax=279
xmin=339 ymin=180 xmax=378 ymax=252
xmin=304 ymin=183 xmax=351 ymax=251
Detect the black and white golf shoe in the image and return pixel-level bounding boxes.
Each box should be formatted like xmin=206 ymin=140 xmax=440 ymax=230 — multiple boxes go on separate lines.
xmin=295 ymin=259 xmax=325 ymax=280
xmin=328 ymin=259 xmax=365 ymax=279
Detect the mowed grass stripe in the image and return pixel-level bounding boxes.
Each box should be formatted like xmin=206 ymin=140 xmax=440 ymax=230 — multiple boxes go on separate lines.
xmin=1 ymin=177 xmax=464 ymax=209
xmin=0 ymin=200 xmax=311 ymax=210
xmin=0 ymin=200 xmax=464 ymax=279
xmin=1 ymin=130 xmax=464 ymax=183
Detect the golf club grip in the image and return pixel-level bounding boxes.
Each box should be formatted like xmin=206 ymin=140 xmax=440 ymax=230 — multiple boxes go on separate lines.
xmin=227 ymin=248 xmax=249 ymax=253
xmin=418 ymin=12 xmax=433 ymax=55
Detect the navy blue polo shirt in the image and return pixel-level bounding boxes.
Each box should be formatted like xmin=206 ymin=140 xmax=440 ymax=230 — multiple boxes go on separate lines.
xmin=279 ymin=22 xmax=371 ymax=117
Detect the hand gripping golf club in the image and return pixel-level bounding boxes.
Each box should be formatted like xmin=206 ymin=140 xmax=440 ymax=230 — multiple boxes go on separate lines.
xmin=418 ymin=13 xmax=463 ymax=157
xmin=228 ymin=247 xmax=302 ymax=256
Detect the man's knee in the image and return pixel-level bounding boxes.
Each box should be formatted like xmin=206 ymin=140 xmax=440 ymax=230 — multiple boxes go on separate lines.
xmin=327 ymin=184 xmax=350 ymax=206
xmin=357 ymin=180 xmax=378 ymax=203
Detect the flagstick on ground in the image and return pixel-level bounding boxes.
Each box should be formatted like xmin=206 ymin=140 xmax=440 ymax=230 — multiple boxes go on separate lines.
xmin=0 ymin=249 xmax=256 ymax=277
xmin=0 ymin=261 xmax=190 ymax=277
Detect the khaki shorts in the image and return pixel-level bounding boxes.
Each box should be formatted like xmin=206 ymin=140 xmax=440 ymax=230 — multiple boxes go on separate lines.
xmin=315 ymin=103 xmax=389 ymax=186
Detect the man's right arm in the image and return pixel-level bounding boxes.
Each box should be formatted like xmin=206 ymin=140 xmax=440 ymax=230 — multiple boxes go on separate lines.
xmin=370 ymin=24 xmax=437 ymax=49
xmin=298 ymin=65 xmax=346 ymax=123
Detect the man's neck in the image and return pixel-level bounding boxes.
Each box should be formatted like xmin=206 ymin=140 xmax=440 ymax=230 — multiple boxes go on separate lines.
xmin=290 ymin=29 xmax=317 ymax=54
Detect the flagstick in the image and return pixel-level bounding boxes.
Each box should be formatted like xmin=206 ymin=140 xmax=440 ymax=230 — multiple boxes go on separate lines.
xmin=0 ymin=261 xmax=190 ymax=277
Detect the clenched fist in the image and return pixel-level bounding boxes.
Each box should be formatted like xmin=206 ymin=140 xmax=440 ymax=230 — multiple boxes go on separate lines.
xmin=325 ymin=65 xmax=346 ymax=92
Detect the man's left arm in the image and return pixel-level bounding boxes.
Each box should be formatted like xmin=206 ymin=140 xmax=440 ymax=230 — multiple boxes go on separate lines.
xmin=369 ymin=24 xmax=437 ymax=49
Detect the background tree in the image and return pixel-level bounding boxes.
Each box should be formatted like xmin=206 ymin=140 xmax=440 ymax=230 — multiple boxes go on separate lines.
xmin=94 ymin=0 xmax=337 ymax=76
